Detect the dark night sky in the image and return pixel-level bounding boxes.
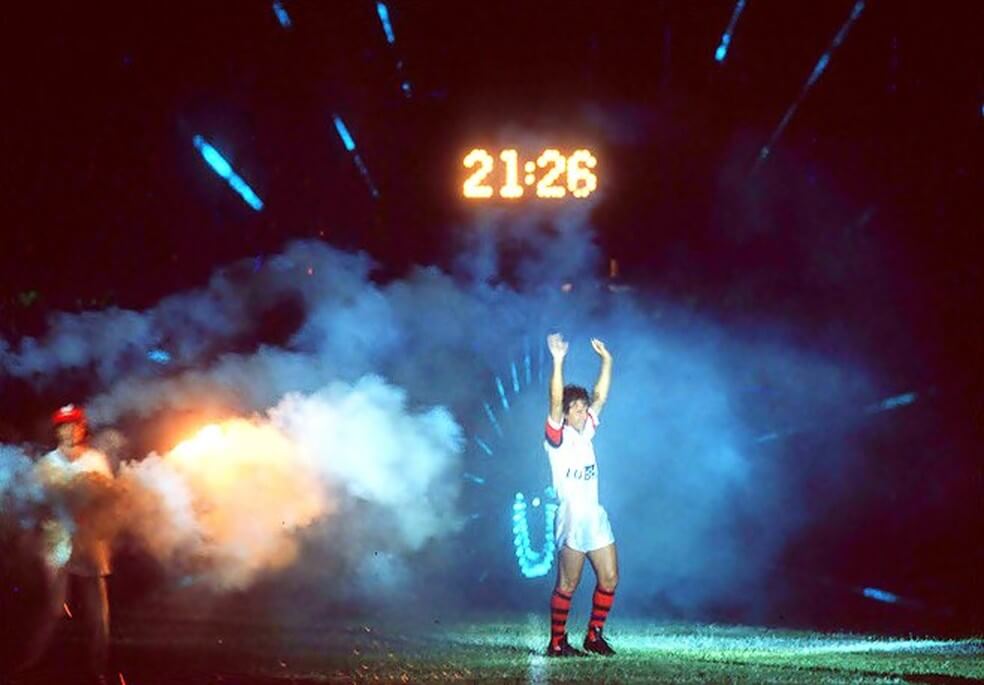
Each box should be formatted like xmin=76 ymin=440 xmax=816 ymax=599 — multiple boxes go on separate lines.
xmin=0 ymin=1 xmax=981 ymax=632
xmin=3 ymin=0 xmax=980 ymax=442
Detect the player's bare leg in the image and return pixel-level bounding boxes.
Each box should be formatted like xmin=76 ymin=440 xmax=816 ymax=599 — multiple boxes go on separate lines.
xmin=546 ymin=545 xmax=586 ymax=656
xmin=18 ymin=566 xmax=69 ymax=672
xmin=584 ymin=543 xmax=618 ymax=655
xmin=78 ymin=576 xmax=111 ymax=677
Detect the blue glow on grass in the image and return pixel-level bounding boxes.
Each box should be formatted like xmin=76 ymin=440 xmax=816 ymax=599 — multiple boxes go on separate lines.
xmin=272 ymin=1 xmax=292 ymax=28
xmin=463 ymin=472 xmax=486 ymax=485
xmin=332 ymin=115 xmax=357 ymax=152
xmin=510 ymin=362 xmax=520 ymax=393
xmin=192 ymin=135 xmax=264 ymax=211
xmin=512 ymin=490 xmax=558 ymax=578
xmin=376 ymin=2 xmax=396 ymax=44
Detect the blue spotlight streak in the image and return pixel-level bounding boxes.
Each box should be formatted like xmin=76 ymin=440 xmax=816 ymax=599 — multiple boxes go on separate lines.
xmin=715 ymin=37 xmax=730 ymax=63
xmin=866 ymin=392 xmax=918 ymax=414
xmin=351 ymin=154 xmax=380 ymax=198
xmin=757 ymin=389 xmax=917 ymax=442
xmin=755 ymin=0 xmax=865 ymax=168
xmin=511 ymin=362 xmax=520 ymax=393
xmin=523 ymin=339 xmax=532 ymax=385
xmin=714 ymin=0 xmax=746 ymax=63
xmin=272 ymin=1 xmax=292 ymax=29
xmin=147 ymin=348 xmax=171 ymax=364
xmin=474 ymin=436 xmax=493 ymax=456
xmin=332 ymin=115 xmax=380 ymax=198
xmin=376 ymin=2 xmax=396 ymax=45
xmin=483 ymin=402 xmax=503 ymax=437
xmin=463 ymin=472 xmax=486 ymax=485
xmin=332 ymin=115 xmax=357 ymax=152
xmin=496 ymin=376 xmax=510 ymax=411
xmin=863 ymin=587 xmax=899 ymax=604
xmin=192 ymin=135 xmax=264 ymax=211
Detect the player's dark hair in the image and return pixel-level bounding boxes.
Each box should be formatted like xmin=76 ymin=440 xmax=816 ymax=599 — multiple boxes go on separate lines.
xmin=562 ymin=385 xmax=590 ymax=414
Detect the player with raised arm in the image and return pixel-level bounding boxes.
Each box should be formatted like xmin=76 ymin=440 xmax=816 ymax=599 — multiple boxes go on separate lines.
xmin=543 ymin=333 xmax=618 ymax=657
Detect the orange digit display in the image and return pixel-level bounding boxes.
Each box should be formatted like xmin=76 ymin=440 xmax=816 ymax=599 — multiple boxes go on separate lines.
xmin=462 ymin=148 xmax=495 ymax=198
xmin=461 ymin=148 xmax=598 ymax=200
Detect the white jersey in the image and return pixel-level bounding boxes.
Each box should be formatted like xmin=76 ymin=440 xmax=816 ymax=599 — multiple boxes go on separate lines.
xmin=37 ymin=448 xmax=114 ymax=576
xmin=38 ymin=448 xmax=112 ymax=484
xmin=543 ymin=411 xmax=601 ymax=514
xmin=543 ymin=411 xmax=614 ymax=552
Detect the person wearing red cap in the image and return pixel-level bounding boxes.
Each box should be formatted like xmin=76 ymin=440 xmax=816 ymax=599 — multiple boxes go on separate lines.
xmin=19 ymin=404 xmax=115 ymax=683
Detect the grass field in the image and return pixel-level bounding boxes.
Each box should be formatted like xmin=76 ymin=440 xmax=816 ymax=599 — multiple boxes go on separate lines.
xmin=7 ymin=613 xmax=983 ymax=684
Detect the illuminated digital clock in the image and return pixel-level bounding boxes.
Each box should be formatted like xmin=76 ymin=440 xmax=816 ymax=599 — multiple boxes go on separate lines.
xmin=462 ymin=148 xmax=598 ymax=200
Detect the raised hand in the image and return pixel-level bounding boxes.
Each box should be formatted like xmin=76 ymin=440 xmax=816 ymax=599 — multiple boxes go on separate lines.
xmin=590 ymin=338 xmax=612 ymax=361
xmin=547 ymin=333 xmax=569 ymax=360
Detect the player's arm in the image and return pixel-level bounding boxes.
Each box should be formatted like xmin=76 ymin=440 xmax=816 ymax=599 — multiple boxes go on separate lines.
xmin=547 ymin=333 xmax=568 ymax=424
xmin=590 ymin=338 xmax=613 ymax=418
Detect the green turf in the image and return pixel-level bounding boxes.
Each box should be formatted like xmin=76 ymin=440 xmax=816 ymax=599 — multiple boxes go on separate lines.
xmin=246 ymin=616 xmax=984 ymax=684
xmin=13 ymin=612 xmax=984 ymax=683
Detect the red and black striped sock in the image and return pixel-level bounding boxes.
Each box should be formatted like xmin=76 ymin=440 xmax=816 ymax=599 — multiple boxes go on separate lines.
xmin=550 ymin=589 xmax=573 ymax=647
xmin=587 ymin=586 xmax=615 ymax=638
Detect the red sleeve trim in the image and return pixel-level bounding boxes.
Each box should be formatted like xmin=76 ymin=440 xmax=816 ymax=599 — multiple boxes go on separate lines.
xmin=545 ymin=419 xmax=563 ymax=447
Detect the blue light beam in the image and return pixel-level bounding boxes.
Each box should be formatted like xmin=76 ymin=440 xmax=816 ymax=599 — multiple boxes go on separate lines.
xmin=755 ymin=0 xmax=865 ymax=168
xmin=376 ymin=2 xmax=396 ymax=44
xmin=756 ymin=388 xmax=918 ymax=442
xmin=272 ymin=1 xmax=292 ymax=29
xmin=192 ymin=135 xmax=264 ymax=211
xmin=483 ymin=402 xmax=503 ymax=437
xmin=332 ymin=115 xmax=357 ymax=152
xmin=331 ymin=115 xmax=380 ymax=198
xmin=496 ymin=376 xmax=510 ymax=411
xmin=866 ymin=392 xmax=918 ymax=414
xmin=714 ymin=0 xmax=747 ymax=63
xmin=523 ymin=339 xmax=532 ymax=385
xmin=863 ymin=587 xmax=900 ymax=604
xmin=474 ymin=436 xmax=493 ymax=456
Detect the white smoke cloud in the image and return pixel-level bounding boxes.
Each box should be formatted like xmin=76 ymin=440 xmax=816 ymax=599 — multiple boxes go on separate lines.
xmin=0 ymin=211 xmax=885 ymax=618
xmin=0 ymin=445 xmax=46 ymax=528
xmin=113 ymin=376 xmax=462 ymax=591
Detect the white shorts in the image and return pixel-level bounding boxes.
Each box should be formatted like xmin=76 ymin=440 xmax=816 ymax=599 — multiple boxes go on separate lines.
xmin=554 ymin=502 xmax=615 ymax=553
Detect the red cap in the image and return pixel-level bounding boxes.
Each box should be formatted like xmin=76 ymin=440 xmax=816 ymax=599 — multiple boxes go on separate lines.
xmin=52 ymin=404 xmax=86 ymax=426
